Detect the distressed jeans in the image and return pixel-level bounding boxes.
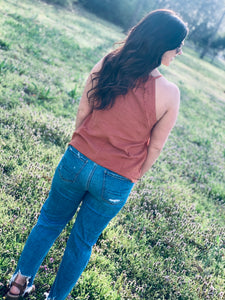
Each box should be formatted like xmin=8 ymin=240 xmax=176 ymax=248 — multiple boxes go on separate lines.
xmin=11 ymin=145 xmax=134 ymax=299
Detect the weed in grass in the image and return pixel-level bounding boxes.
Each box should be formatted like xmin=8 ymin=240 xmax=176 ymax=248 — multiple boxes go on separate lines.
xmin=68 ymin=83 xmax=78 ymax=100
xmin=0 ymin=39 xmax=10 ymax=50
xmin=0 ymin=60 xmax=16 ymax=75
xmin=24 ymin=82 xmax=54 ymax=102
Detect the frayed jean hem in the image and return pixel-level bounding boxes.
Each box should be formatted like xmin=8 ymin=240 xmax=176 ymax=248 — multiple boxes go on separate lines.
xmin=44 ymin=292 xmax=55 ymax=300
xmin=9 ymin=270 xmax=33 ymax=296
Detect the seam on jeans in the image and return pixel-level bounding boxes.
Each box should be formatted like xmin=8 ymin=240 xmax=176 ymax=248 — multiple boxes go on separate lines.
xmin=86 ymin=164 xmax=97 ymax=190
xmin=75 ymin=228 xmax=93 ymax=248
xmin=105 ymin=169 xmax=131 ymax=181
xmin=85 ymin=201 xmax=111 ymax=218
xmin=39 ymin=207 xmax=69 ymax=227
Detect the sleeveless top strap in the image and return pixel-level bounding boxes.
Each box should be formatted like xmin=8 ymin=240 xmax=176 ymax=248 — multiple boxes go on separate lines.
xmin=150 ymin=74 xmax=162 ymax=80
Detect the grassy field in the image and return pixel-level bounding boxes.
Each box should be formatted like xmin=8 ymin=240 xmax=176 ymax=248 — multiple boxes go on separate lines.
xmin=0 ymin=0 xmax=224 ymax=299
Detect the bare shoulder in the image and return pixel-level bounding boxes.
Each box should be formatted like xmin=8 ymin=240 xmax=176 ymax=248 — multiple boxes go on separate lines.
xmin=155 ymin=77 xmax=180 ymax=120
xmin=157 ymin=77 xmax=180 ymax=104
xmin=90 ymin=57 xmax=104 ymax=73
xmin=84 ymin=58 xmax=104 ymax=89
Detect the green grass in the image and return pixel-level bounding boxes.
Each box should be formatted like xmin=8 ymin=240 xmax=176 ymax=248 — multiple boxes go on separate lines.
xmin=0 ymin=0 xmax=225 ymax=299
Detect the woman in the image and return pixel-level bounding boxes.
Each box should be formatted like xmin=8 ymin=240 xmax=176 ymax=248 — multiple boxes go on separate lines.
xmin=6 ymin=9 xmax=188 ymax=300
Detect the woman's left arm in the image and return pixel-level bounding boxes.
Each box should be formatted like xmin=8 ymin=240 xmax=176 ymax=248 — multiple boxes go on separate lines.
xmin=140 ymin=83 xmax=180 ymax=177
xmin=75 ymin=74 xmax=93 ymax=130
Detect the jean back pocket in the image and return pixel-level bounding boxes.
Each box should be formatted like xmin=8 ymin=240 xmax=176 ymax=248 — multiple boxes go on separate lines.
xmin=58 ymin=146 xmax=88 ymax=183
xmin=102 ymin=169 xmax=134 ymax=205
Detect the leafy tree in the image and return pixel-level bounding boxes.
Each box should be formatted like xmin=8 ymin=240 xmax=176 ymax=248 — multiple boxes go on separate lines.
xmin=41 ymin=0 xmax=225 ymax=59
xmin=78 ymin=0 xmax=137 ymax=28
xmin=43 ymin=0 xmax=72 ymax=6
xmin=200 ymin=10 xmax=225 ymax=58
xmin=149 ymin=0 xmax=225 ymax=58
xmin=212 ymin=35 xmax=225 ymax=50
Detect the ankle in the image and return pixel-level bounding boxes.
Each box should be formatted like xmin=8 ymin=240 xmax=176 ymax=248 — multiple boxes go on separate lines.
xmin=15 ymin=274 xmax=27 ymax=286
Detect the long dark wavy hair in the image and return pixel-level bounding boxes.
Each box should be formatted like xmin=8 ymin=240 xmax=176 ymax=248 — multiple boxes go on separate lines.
xmin=88 ymin=9 xmax=188 ymax=110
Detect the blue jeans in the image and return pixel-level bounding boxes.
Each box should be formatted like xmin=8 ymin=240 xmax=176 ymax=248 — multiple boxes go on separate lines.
xmin=12 ymin=145 xmax=134 ymax=299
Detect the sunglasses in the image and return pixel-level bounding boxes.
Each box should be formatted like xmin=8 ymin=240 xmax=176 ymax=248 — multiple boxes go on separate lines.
xmin=176 ymin=43 xmax=184 ymax=54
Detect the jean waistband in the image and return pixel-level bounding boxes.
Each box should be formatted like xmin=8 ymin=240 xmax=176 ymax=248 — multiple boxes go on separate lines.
xmin=67 ymin=145 xmax=133 ymax=183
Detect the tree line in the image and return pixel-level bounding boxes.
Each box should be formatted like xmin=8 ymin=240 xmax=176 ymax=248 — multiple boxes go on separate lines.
xmin=44 ymin=0 xmax=225 ymax=59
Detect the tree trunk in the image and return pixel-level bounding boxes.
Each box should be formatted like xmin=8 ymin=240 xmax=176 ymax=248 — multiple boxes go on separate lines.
xmin=200 ymin=10 xmax=225 ymax=59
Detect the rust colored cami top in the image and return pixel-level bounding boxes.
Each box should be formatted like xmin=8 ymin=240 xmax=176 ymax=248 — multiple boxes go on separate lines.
xmin=69 ymin=75 xmax=161 ymax=182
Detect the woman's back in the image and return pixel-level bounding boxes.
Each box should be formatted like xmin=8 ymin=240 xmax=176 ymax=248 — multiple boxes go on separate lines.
xmin=70 ymin=73 xmax=162 ymax=182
